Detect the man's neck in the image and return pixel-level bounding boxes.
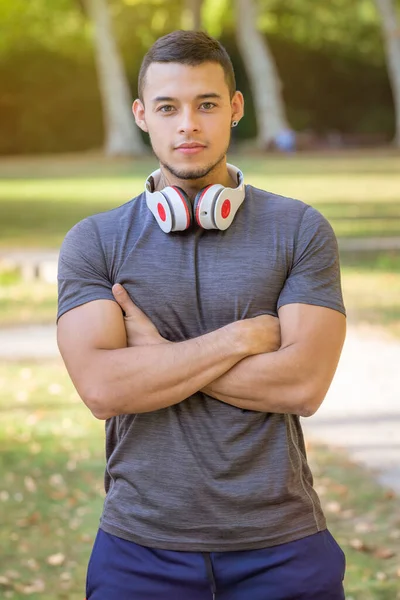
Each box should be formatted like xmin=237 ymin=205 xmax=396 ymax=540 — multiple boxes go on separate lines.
xmin=157 ymin=163 xmax=236 ymax=202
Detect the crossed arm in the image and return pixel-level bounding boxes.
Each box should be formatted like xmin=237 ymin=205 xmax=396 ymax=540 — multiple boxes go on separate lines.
xmin=57 ymin=284 xmax=346 ymax=420
xmin=202 ymin=302 xmax=345 ymax=416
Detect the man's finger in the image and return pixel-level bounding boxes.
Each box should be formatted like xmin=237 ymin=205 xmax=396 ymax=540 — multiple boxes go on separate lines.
xmin=112 ymin=284 xmax=149 ymax=320
xmin=112 ymin=283 xmax=135 ymax=313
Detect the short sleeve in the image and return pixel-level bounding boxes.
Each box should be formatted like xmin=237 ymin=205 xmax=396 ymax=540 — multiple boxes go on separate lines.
xmin=57 ymin=218 xmax=114 ymax=322
xmin=277 ymin=206 xmax=346 ymax=316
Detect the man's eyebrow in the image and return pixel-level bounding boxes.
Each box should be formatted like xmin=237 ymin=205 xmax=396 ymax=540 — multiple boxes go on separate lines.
xmin=152 ymin=93 xmax=223 ymax=103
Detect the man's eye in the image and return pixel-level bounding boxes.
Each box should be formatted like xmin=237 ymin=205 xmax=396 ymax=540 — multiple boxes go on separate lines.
xmin=201 ymin=102 xmax=216 ymax=110
xmin=159 ymin=105 xmax=175 ymax=113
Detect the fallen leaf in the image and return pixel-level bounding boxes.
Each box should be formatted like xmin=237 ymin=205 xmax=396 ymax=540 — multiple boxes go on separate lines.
xmin=383 ymin=490 xmax=396 ymax=500
xmin=49 ymin=473 xmax=65 ymax=487
xmin=374 ymin=547 xmax=396 ymax=559
xmin=331 ymin=483 xmax=349 ymax=496
xmin=0 ymin=575 xmax=11 ymax=586
xmin=24 ymin=476 xmax=37 ymax=493
xmin=14 ymin=579 xmax=45 ymax=594
xmin=25 ymin=559 xmax=39 ymax=572
xmin=325 ymin=501 xmax=341 ymax=514
xmin=46 ymin=553 xmax=65 ymax=567
xmin=349 ymin=538 xmax=374 ymax=553
xmin=354 ymin=521 xmax=374 ymax=534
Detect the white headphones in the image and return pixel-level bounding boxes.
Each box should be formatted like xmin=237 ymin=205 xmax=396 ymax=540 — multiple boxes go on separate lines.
xmin=145 ymin=163 xmax=245 ymax=233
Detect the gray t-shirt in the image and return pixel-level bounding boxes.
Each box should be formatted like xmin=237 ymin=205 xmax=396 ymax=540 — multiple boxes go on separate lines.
xmin=57 ymin=183 xmax=345 ymax=552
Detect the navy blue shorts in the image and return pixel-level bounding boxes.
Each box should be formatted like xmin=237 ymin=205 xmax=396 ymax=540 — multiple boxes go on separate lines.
xmin=86 ymin=528 xmax=346 ymax=599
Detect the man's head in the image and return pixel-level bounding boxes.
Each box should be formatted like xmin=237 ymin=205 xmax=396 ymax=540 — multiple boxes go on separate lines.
xmin=133 ymin=30 xmax=244 ymax=187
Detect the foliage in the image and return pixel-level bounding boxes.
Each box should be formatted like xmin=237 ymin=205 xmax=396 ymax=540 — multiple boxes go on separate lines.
xmin=258 ymin=0 xmax=386 ymax=64
xmin=0 ymin=0 xmax=396 ymax=153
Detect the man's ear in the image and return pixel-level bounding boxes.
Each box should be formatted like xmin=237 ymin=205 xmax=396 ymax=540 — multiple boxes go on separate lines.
xmin=132 ymin=99 xmax=148 ymax=133
xmin=231 ymin=90 xmax=244 ymax=125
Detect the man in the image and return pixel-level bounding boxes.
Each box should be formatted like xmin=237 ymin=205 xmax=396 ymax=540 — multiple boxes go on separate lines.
xmin=57 ymin=30 xmax=346 ymax=600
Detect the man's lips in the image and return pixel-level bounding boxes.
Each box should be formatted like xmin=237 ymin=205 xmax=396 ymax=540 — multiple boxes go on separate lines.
xmin=175 ymin=143 xmax=206 ymax=154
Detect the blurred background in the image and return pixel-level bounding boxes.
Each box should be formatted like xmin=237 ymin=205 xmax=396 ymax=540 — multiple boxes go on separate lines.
xmin=0 ymin=0 xmax=400 ymax=598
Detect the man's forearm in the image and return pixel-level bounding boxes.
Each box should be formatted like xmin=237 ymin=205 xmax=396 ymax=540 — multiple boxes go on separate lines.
xmin=82 ymin=324 xmax=250 ymax=419
xmin=202 ymin=344 xmax=334 ymax=417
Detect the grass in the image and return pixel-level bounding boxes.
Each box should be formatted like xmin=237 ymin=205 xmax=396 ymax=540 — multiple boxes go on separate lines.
xmin=0 ymin=270 xmax=57 ymax=328
xmin=0 ymin=360 xmax=399 ymax=599
xmin=341 ymin=251 xmax=400 ymax=338
xmin=0 ymin=150 xmax=399 ymax=247
xmin=0 ymin=361 xmax=104 ymax=600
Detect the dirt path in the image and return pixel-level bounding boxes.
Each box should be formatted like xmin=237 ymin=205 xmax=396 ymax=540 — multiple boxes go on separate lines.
xmin=302 ymin=326 xmax=400 ymax=493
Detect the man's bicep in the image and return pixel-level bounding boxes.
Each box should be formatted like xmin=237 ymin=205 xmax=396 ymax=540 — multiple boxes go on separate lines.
xmin=57 ymin=300 xmax=127 ymax=394
xmin=278 ymin=303 xmax=346 ymax=392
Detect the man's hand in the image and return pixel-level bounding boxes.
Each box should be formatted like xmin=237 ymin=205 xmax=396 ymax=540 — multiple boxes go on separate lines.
xmin=113 ymin=283 xmax=280 ymax=354
xmin=236 ymin=314 xmax=281 ymax=355
xmin=112 ymin=284 xmax=168 ymax=347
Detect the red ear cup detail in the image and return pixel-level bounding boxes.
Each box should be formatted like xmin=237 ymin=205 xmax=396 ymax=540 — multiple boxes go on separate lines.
xmin=172 ymin=186 xmax=192 ymax=229
xmin=157 ymin=203 xmax=167 ymax=222
xmin=195 ymin=185 xmax=213 ymax=226
xmin=221 ymin=199 xmax=231 ymax=219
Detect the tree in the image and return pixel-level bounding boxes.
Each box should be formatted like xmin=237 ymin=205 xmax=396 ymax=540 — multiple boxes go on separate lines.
xmin=375 ymin=0 xmax=400 ymax=146
xmin=182 ymin=0 xmax=203 ymax=30
xmin=83 ymin=0 xmax=145 ymax=155
xmin=234 ymin=0 xmax=293 ymax=150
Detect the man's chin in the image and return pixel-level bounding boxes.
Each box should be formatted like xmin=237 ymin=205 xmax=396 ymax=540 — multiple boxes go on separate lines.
xmin=162 ymin=163 xmax=214 ymax=181
xmin=161 ymin=154 xmax=227 ymax=182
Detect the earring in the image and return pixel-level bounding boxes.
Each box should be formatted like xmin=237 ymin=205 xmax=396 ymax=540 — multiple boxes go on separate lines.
xmin=231 ymin=120 xmax=239 ymax=128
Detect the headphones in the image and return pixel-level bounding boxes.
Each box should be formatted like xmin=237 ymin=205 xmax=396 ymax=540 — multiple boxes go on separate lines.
xmin=145 ymin=163 xmax=245 ymax=233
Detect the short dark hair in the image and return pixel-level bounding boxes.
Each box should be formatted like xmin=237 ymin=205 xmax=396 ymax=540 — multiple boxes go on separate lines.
xmin=138 ymin=30 xmax=236 ymax=102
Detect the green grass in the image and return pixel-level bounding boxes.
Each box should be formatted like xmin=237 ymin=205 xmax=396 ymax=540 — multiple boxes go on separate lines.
xmin=0 ymin=271 xmax=57 ymax=327
xmin=0 ymin=360 xmax=400 ymax=599
xmin=0 ymin=361 xmax=104 ymax=599
xmin=0 ymin=151 xmax=399 ymax=247
xmin=341 ymin=251 xmax=400 ymax=338
xmin=307 ymin=445 xmax=400 ymax=600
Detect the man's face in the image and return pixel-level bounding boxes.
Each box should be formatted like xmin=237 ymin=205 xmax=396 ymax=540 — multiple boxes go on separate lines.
xmin=133 ymin=61 xmax=244 ymax=181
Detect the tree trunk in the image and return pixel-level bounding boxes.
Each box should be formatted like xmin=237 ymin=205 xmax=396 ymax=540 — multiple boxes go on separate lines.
xmin=234 ymin=0 xmax=292 ymax=149
xmin=182 ymin=0 xmax=203 ymax=30
xmin=375 ymin=0 xmax=400 ymax=147
xmin=84 ymin=0 xmax=145 ymax=155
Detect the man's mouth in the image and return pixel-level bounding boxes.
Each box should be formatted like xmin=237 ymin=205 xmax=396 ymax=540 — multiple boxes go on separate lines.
xmin=175 ymin=142 xmax=207 ymax=155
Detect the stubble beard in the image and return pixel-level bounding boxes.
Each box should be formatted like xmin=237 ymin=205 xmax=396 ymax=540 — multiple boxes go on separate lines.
xmin=152 ymin=138 xmax=231 ymax=182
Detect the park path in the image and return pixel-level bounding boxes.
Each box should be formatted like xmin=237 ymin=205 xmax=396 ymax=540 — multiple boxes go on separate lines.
xmin=301 ymin=326 xmax=400 ymax=493
xmin=1 ymin=323 xmax=400 ymax=493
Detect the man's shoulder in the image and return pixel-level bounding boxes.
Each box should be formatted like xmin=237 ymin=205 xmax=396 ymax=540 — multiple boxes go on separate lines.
xmin=245 ymin=185 xmax=318 ymax=234
xmin=246 ymin=184 xmax=310 ymax=215
xmin=63 ymin=193 xmax=144 ymax=243
xmin=87 ymin=193 xmax=143 ymax=229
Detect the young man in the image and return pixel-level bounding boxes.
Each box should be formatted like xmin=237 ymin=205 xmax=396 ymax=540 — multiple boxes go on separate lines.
xmin=57 ymin=30 xmax=347 ymax=600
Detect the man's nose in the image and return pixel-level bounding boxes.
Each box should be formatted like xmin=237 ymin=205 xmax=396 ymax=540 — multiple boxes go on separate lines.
xmin=178 ymin=108 xmax=200 ymax=133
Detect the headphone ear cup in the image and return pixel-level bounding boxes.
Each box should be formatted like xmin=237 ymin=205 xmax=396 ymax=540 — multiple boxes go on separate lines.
xmin=168 ymin=186 xmax=193 ymax=230
xmin=173 ymin=186 xmax=190 ymax=204
xmin=194 ymin=185 xmax=224 ymax=229
xmin=193 ymin=188 xmax=208 ymax=226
